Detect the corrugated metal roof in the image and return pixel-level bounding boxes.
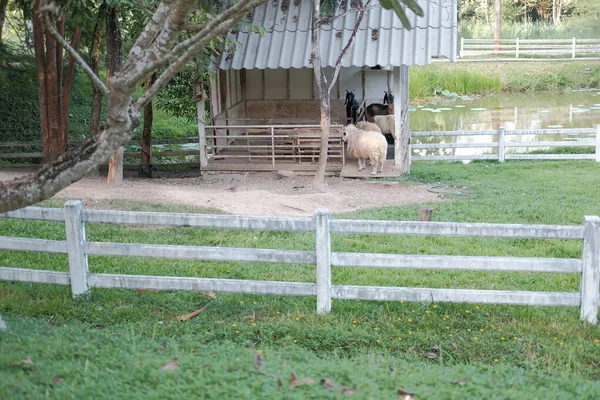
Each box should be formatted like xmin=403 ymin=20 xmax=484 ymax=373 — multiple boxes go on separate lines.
xmin=219 ymin=0 xmax=457 ymax=70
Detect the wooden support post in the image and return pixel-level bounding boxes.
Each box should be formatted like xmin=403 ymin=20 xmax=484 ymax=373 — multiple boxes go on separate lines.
xmin=595 ymin=125 xmax=600 ymax=163
xmin=106 ymin=147 xmax=124 ymax=186
xmin=64 ymin=200 xmax=89 ymax=298
xmin=498 ymin=127 xmax=506 ymax=163
xmin=418 ymin=206 xmax=433 ymax=222
xmin=516 ymin=37 xmax=519 ymax=58
xmin=270 ymin=126 xmax=275 ymax=168
xmin=394 ymin=66 xmax=410 ymax=173
xmin=460 ymin=37 xmax=464 ymax=58
xmin=581 ymin=216 xmax=600 ymax=324
xmin=572 ymin=37 xmax=576 ymax=58
xmin=315 ymin=209 xmax=332 ymax=314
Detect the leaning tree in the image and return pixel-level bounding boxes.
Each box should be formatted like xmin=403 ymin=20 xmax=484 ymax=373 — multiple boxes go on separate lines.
xmin=0 ymin=0 xmax=268 ymax=212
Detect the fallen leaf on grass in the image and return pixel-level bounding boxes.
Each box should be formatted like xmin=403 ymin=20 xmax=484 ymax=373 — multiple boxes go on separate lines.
xmin=135 ymin=289 xmax=159 ymax=295
xmin=321 ymin=378 xmax=334 ymax=388
xmin=341 ymin=386 xmax=361 ymax=395
xmin=254 ymin=352 xmax=264 ymax=369
xmin=290 ymin=371 xmax=315 ymax=387
xmin=452 ymin=343 xmax=459 ymax=351
xmin=424 ymin=352 xmax=438 ymax=359
xmin=176 ymin=306 xmax=208 ymax=322
xmin=202 ymin=292 xmax=217 ymax=300
xmin=161 ymin=359 xmax=179 ymax=371
xmin=290 ymin=371 xmax=298 ymax=386
xmin=10 ymin=358 xmax=33 ymax=366
xmin=397 ymin=388 xmax=415 ymax=400
xmin=52 ymin=377 xmax=64 ymax=384
xmin=452 ymin=380 xmax=467 ymax=386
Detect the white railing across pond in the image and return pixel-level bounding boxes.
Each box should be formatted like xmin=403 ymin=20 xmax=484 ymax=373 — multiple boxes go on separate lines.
xmin=459 ymin=38 xmax=600 ymax=60
xmin=411 ymin=125 xmax=600 ymax=162
xmin=1 ymin=201 xmax=599 ymax=324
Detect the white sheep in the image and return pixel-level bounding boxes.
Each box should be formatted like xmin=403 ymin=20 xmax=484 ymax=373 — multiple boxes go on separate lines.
xmin=343 ymin=124 xmax=388 ymax=175
xmin=355 ymin=121 xmax=382 ymax=134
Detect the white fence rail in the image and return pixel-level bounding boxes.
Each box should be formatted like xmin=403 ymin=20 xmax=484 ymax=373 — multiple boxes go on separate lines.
xmin=411 ymin=125 xmax=600 ymax=162
xmin=1 ymin=201 xmax=599 ymax=323
xmin=459 ymin=38 xmax=600 ymax=60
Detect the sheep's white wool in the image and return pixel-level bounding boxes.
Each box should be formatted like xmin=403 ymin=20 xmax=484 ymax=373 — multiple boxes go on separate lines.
xmin=344 ymin=124 xmax=388 ymax=175
xmin=356 ymin=121 xmax=382 ymax=134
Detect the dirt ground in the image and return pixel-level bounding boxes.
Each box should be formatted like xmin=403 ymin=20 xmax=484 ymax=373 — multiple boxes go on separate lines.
xmin=0 ymin=169 xmax=440 ymax=217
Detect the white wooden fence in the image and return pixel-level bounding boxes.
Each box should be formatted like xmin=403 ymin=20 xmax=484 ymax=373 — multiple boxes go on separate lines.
xmin=411 ymin=126 xmax=600 ymax=162
xmin=1 ymin=201 xmax=598 ymax=324
xmin=459 ymin=38 xmax=600 ymax=60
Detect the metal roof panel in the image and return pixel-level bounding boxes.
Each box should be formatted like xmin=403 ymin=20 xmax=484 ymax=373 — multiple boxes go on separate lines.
xmin=219 ymin=0 xmax=457 ymax=70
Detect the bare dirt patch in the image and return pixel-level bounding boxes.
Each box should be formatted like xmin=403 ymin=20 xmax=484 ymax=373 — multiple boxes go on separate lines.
xmin=0 ymin=169 xmax=440 ymax=217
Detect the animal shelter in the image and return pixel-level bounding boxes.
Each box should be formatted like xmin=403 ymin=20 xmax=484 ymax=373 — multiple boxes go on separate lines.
xmin=197 ymin=0 xmax=458 ymax=175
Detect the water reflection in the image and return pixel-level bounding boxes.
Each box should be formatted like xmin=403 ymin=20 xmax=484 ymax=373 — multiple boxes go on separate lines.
xmin=410 ymin=90 xmax=600 ymax=157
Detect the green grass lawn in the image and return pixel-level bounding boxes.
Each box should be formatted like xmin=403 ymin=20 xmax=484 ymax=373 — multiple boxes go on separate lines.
xmin=2 ymin=161 xmax=600 ymax=398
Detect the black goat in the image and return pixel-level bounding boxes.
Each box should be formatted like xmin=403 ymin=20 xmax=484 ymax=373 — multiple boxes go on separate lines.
xmin=344 ymin=90 xmax=366 ymax=124
xmin=383 ymin=91 xmax=394 ymax=105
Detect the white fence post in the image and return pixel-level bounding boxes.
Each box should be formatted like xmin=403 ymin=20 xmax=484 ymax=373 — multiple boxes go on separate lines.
xmin=460 ymin=37 xmax=464 ymax=58
xmin=516 ymin=38 xmax=520 ymax=58
xmin=572 ymin=37 xmax=576 ymax=58
xmin=498 ymin=127 xmax=506 ymax=163
xmin=580 ymin=216 xmax=600 ymax=324
xmin=595 ymin=125 xmax=600 ymax=163
xmin=315 ymin=209 xmax=332 ymax=314
xmin=64 ymin=200 xmax=90 ymax=298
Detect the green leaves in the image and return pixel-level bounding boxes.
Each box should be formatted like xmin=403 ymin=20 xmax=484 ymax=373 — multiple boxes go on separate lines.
xmin=379 ymin=0 xmax=424 ymax=29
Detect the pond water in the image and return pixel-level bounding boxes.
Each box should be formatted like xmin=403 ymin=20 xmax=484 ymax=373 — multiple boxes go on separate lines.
xmin=409 ymin=89 xmax=600 ymax=157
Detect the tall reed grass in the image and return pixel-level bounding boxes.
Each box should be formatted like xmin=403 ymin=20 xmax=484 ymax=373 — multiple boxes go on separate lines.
xmin=459 ymin=20 xmax=599 ymax=40
xmin=409 ymin=67 xmax=501 ymax=98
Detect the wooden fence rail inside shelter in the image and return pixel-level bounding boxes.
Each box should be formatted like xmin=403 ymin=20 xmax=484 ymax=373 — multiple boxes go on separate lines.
xmin=1 ymin=201 xmax=598 ymax=323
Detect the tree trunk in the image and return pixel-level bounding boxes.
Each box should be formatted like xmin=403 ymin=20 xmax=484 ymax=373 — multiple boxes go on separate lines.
xmin=106 ymin=4 xmax=124 ymax=186
xmin=89 ymin=7 xmax=104 ymax=138
xmin=43 ymin=7 xmax=63 ymax=162
xmin=552 ymin=0 xmax=562 ymax=25
xmin=494 ymin=0 xmax=502 ymax=54
xmin=140 ymin=73 xmax=156 ymax=178
xmin=0 ymin=0 xmax=7 ymax=48
xmin=311 ymin=0 xmax=329 ymax=184
xmin=61 ymin=26 xmax=82 ymax=147
xmin=32 ymin=0 xmax=50 ymax=160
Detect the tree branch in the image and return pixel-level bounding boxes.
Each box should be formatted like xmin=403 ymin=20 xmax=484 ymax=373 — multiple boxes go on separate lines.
xmin=183 ymin=22 xmax=207 ymax=31
xmin=135 ymin=0 xmax=267 ymax=109
xmin=128 ymin=0 xmax=265 ymax=88
xmin=123 ymin=0 xmax=173 ymax=69
xmin=39 ymin=3 xmax=108 ymax=97
xmin=322 ymin=3 xmax=377 ymax=25
xmin=328 ymin=0 xmax=371 ymax=94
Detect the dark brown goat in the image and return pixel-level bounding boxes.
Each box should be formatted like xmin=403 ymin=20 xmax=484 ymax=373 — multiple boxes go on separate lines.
xmin=365 ymin=91 xmax=394 ymax=122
